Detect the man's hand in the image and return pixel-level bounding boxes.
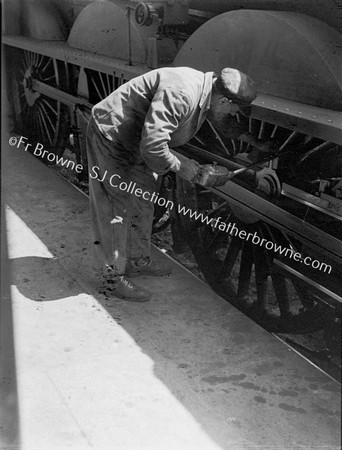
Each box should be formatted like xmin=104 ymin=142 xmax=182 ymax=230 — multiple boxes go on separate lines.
xmin=170 ymin=150 xmax=201 ymax=182
xmin=178 ymin=158 xmax=201 ymax=182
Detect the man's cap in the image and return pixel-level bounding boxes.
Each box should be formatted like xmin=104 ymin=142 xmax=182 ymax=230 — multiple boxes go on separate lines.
xmin=215 ymin=68 xmax=257 ymax=116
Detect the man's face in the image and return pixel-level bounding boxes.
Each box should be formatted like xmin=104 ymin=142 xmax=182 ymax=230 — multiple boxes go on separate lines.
xmin=208 ymin=93 xmax=240 ymax=124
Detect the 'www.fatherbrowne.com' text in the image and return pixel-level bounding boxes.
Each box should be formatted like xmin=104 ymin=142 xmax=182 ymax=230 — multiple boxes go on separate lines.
xmin=178 ymin=204 xmax=332 ymax=275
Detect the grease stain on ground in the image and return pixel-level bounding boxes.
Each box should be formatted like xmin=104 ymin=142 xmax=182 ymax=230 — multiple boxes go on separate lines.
xmin=254 ymin=396 xmax=267 ymax=404
xmin=278 ymin=403 xmax=306 ymax=414
xmin=321 ymin=383 xmax=341 ymax=393
xmin=202 ymin=375 xmax=231 ymax=385
xmin=226 ymin=374 xmax=247 ymax=382
xmin=178 ymin=363 xmax=189 ymax=369
xmin=311 ymin=403 xmax=339 ymax=417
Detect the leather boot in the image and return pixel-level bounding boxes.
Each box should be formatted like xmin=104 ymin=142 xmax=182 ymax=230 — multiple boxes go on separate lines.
xmin=102 ymin=275 xmax=151 ymax=302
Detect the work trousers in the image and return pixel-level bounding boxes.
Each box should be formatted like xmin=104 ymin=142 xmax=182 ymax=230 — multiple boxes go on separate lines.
xmin=86 ymin=116 xmax=157 ymax=275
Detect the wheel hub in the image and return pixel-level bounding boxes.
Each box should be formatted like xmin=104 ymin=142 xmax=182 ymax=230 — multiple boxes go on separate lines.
xmin=229 ymin=168 xmax=281 ymax=223
xmin=256 ymin=168 xmax=282 ymax=197
xmin=23 ymin=67 xmax=40 ymax=106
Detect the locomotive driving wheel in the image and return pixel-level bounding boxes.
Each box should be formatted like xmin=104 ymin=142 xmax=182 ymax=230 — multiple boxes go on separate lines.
xmin=175 ymin=181 xmax=328 ymax=332
xmin=174 ymin=116 xmax=341 ymax=334
xmin=11 ymin=49 xmax=68 ymax=149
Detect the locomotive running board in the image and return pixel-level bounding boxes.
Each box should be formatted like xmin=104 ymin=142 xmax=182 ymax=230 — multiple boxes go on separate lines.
xmin=3 ymin=34 xmax=342 ymax=145
xmin=2 ymin=34 xmax=146 ymax=80
xmin=252 ymin=93 xmax=342 ymax=146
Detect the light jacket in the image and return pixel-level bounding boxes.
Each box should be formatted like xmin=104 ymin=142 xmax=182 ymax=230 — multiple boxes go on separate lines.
xmin=92 ymin=67 xmax=215 ymax=174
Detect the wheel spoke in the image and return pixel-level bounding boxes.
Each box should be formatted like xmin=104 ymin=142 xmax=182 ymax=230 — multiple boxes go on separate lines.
xmin=28 ymin=51 xmax=35 ymax=66
xmin=41 ymin=57 xmax=52 ymax=74
xmin=237 ymin=242 xmax=253 ymax=301
xmin=219 ymin=236 xmax=242 ymax=278
xmin=292 ymin=279 xmax=315 ymax=309
xmin=107 ymin=74 xmax=114 ymax=92
xmin=32 ymin=52 xmax=39 ymax=67
xmin=239 ymin=136 xmax=245 ymax=153
xmin=42 ymin=97 xmax=58 ymax=116
xmin=204 ymin=229 xmax=224 ymax=252
xmin=106 ymin=74 xmax=111 ymax=92
xmin=206 ymin=119 xmax=231 ymax=157
xmin=193 ymin=135 xmax=205 ymax=146
xmin=279 ymin=130 xmax=299 ymax=151
xmin=253 ymin=245 xmax=270 ymax=311
xmin=271 ymin=273 xmax=291 ymax=317
xmin=258 ymin=120 xmax=266 ymax=139
xmin=24 ymin=51 xmax=31 ymax=67
xmin=36 ymin=54 xmax=45 ymax=69
xmin=36 ymin=109 xmax=45 ymax=138
xmin=99 ymin=74 xmax=108 ymax=97
xmin=53 ymin=59 xmax=60 ymax=86
xmin=24 ymin=106 xmax=31 ymax=123
xmin=39 ymin=102 xmax=57 ymax=135
xmin=201 ymin=206 xmax=231 ymax=250
xmin=32 ymin=113 xmax=40 ymax=138
xmin=299 ymin=141 xmax=335 ymax=163
xmin=270 ymin=124 xmax=278 ymax=139
xmin=91 ymin=74 xmax=104 ymax=101
xmin=42 ymin=74 xmax=57 ymax=83
xmin=37 ymin=104 xmax=53 ymax=146
xmin=265 ymin=224 xmax=298 ymax=255
xmin=190 ymin=200 xmax=229 ymax=231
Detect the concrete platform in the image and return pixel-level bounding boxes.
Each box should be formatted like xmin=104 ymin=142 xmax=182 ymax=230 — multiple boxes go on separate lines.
xmin=1 ymin=138 xmax=341 ymax=450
